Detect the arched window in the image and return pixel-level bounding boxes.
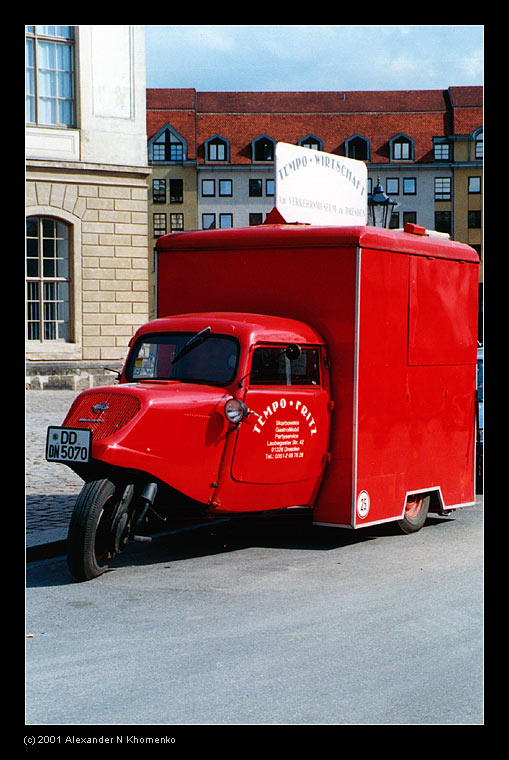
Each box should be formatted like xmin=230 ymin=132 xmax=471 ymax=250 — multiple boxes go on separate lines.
xmin=26 ymin=217 xmax=71 ymax=341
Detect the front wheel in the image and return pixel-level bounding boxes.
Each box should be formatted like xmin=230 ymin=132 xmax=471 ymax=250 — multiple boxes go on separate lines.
xmin=397 ymin=494 xmax=430 ymax=534
xmin=67 ymin=479 xmax=134 ymax=581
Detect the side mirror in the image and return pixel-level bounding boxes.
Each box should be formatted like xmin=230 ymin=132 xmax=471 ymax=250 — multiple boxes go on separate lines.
xmin=285 ymin=344 xmax=302 ymax=362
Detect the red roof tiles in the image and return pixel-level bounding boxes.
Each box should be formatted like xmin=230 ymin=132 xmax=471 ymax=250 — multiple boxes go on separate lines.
xmin=146 ymin=86 xmax=483 ymax=165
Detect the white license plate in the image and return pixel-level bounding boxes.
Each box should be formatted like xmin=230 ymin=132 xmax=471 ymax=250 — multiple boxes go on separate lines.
xmin=46 ymin=427 xmax=92 ymax=463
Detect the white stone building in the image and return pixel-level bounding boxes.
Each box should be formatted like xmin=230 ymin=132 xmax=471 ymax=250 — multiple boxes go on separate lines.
xmin=26 ymin=25 xmax=151 ymax=389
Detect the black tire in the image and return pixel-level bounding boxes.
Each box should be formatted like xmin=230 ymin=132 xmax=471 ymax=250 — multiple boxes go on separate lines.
xmin=397 ymin=494 xmax=430 ymax=534
xmin=67 ymin=479 xmax=133 ymax=581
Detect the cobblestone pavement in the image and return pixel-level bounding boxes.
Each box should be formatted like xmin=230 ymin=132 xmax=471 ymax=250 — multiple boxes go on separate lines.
xmin=26 ymin=390 xmax=82 ymax=546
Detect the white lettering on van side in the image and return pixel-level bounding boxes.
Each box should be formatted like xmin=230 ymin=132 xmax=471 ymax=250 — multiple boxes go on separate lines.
xmin=252 ymin=398 xmax=317 ymax=436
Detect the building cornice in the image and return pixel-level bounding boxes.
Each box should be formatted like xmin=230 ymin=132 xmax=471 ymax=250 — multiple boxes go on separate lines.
xmin=26 ymin=158 xmax=152 ymax=178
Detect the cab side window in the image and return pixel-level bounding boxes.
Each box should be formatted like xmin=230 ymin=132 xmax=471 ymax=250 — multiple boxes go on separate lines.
xmin=250 ymin=347 xmax=320 ymax=386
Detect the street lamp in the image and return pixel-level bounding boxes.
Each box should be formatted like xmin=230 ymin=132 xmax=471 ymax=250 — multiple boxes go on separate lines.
xmin=367 ymin=177 xmax=398 ymax=228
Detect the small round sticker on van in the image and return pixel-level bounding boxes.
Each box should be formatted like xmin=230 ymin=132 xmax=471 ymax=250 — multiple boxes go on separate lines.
xmin=357 ymin=490 xmax=370 ymax=519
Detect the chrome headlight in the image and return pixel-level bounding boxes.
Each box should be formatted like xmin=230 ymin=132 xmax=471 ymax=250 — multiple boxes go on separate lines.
xmin=224 ymin=398 xmax=248 ymax=424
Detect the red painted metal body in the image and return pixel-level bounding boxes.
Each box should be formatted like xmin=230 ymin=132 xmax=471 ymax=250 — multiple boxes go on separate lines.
xmin=63 ymin=223 xmax=479 ymax=528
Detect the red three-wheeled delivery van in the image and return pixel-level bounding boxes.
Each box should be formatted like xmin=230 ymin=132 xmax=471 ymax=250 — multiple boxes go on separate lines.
xmin=46 ymin=220 xmax=480 ymax=581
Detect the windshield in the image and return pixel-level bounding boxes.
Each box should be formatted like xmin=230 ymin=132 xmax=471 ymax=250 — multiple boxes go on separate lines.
xmin=126 ymin=332 xmax=240 ymax=385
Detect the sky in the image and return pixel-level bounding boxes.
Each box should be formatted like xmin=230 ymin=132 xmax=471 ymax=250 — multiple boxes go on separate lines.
xmin=145 ymin=25 xmax=483 ymax=93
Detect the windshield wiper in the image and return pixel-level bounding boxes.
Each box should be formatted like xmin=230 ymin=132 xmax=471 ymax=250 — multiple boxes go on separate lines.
xmin=171 ymin=326 xmax=212 ymax=364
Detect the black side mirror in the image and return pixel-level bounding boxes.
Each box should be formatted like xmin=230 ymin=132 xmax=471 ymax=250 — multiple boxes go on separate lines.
xmin=285 ymin=344 xmax=302 ymax=361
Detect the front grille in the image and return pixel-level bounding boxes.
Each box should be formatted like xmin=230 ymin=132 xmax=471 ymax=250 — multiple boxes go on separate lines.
xmin=63 ymin=391 xmax=142 ymax=440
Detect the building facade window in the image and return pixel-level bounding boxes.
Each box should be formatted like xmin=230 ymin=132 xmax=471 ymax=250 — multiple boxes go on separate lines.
xmin=219 ymin=179 xmax=232 ymax=197
xmin=154 ymin=213 xmax=184 ymax=234
xmin=169 ymin=179 xmax=183 ymax=203
xmin=435 ymin=177 xmax=451 ymax=201
xmin=248 ymin=178 xmax=274 ymax=197
xmin=403 ymin=211 xmax=417 ymax=225
xmin=202 ymin=179 xmax=215 ymax=197
xmin=170 ymin=213 xmax=184 ymax=231
xmin=219 ymin=213 xmax=233 ymax=228
xmin=26 ymin=25 xmax=75 ymax=126
xmin=389 ymin=212 xmax=400 ymax=229
xmin=202 ymin=213 xmax=216 ymax=229
xmin=468 ymin=210 xmax=482 ymax=228
xmin=249 ymin=213 xmax=263 ymax=225
xmin=153 ymin=179 xmax=166 ymax=203
xmin=153 ymin=213 xmax=167 ymax=236
xmin=386 ymin=178 xmax=399 ymax=195
xmin=435 ymin=211 xmax=452 ymax=234
xmin=153 ymin=179 xmax=183 ymax=205
xmin=26 ymin=217 xmax=71 ymax=342
xmin=468 ymin=176 xmax=481 ymax=194
xmin=249 ymin=179 xmax=263 ymax=197
xmin=403 ymin=177 xmax=416 ymax=195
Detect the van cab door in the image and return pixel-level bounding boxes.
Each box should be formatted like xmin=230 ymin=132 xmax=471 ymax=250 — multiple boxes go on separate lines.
xmin=232 ymin=344 xmax=332 ymax=485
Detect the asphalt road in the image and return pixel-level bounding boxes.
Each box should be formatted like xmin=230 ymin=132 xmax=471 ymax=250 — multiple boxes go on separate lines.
xmin=26 ymin=497 xmax=483 ymax=726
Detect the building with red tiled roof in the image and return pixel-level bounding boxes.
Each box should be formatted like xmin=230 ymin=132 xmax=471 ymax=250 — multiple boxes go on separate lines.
xmin=146 ymin=86 xmax=483 ymax=324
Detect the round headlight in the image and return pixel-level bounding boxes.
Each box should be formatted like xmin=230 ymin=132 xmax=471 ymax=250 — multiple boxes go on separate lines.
xmin=224 ymin=398 xmax=248 ymax=424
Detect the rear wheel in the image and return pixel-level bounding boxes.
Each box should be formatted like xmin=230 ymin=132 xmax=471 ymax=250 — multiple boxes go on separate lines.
xmin=67 ymin=479 xmax=134 ymax=581
xmin=397 ymin=493 xmax=430 ymax=534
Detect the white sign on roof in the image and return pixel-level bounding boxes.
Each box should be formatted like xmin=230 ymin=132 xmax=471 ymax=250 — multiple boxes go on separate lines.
xmin=275 ymin=142 xmax=367 ymax=226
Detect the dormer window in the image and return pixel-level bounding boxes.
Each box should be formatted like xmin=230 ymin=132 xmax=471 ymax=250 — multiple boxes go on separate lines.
xmin=299 ymin=135 xmax=322 ymax=151
xmin=390 ymin=134 xmax=413 ymax=162
xmin=433 ymin=139 xmax=452 ymax=161
xmin=206 ymin=135 xmax=229 ymax=162
xmin=345 ymin=134 xmax=370 ymax=161
xmin=252 ymin=135 xmax=275 ymax=162
xmin=149 ymin=124 xmax=187 ymax=163
xmin=473 ymin=128 xmax=483 ymax=159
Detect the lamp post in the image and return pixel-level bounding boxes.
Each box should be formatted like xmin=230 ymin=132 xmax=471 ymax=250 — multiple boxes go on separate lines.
xmin=367 ymin=177 xmax=398 ymax=228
